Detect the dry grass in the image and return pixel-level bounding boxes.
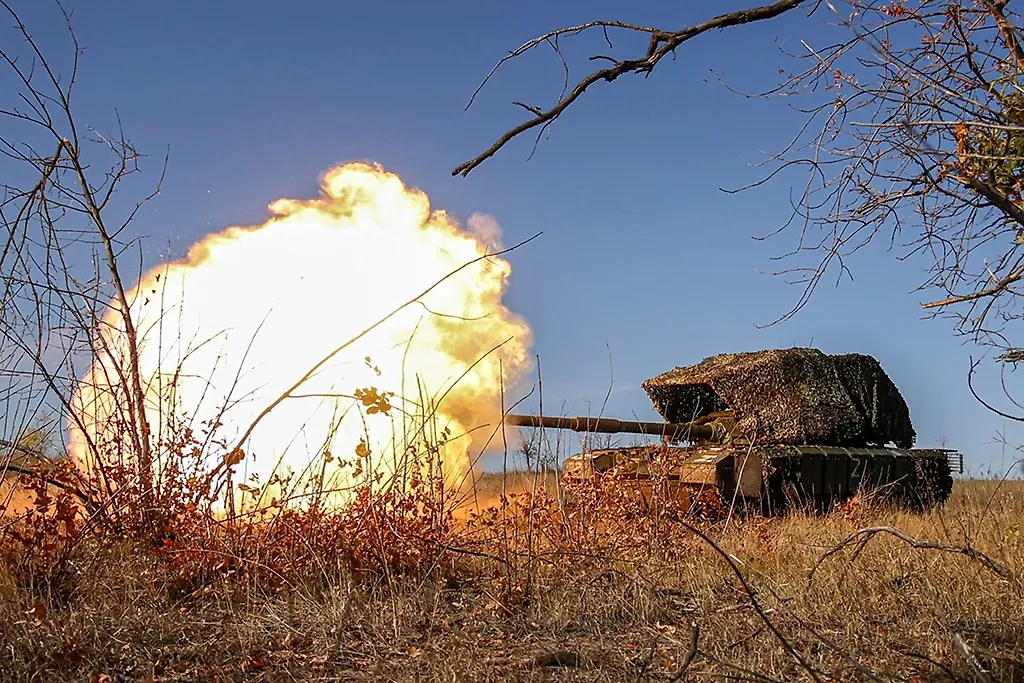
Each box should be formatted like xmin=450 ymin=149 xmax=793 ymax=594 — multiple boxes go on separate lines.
xmin=1 ymin=476 xmax=1022 ymax=682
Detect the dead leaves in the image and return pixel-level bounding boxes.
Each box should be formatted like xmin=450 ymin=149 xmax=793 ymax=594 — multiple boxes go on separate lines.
xmin=240 ymin=653 xmax=269 ymax=671
xmin=353 ymin=386 xmax=394 ymax=415
xmin=26 ymin=601 xmax=46 ymax=622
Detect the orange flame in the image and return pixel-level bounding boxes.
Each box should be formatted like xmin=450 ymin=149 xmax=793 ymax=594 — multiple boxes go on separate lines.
xmin=68 ymin=162 xmax=533 ymax=507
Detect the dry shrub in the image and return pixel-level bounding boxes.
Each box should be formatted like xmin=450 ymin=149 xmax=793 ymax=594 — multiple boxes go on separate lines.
xmin=155 ymin=467 xmax=458 ymax=598
xmin=1 ymin=405 xmax=465 ymax=600
xmin=459 ymin=453 xmax=731 ymax=575
xmin=0 ymin=459 xmax=89 ymax=595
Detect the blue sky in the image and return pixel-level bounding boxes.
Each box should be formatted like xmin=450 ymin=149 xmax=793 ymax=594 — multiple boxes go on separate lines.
xmin=6 ymin=0 xmax=1023 ymax=475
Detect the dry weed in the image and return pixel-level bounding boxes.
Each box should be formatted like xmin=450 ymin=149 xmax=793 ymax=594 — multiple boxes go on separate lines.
xmin=1 ymin=468 xmax=1022 ymax=682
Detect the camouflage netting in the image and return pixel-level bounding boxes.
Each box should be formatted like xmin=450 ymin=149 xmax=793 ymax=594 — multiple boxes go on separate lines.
xmin=642 ymin=348 xmax=916 ymax=447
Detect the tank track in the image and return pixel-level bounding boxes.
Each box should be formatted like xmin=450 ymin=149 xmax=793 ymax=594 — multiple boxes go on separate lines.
xmin=760 ymin=449 xmax=954 ymax=514
xmin=913 ymin=454 xmax=954 ymax=508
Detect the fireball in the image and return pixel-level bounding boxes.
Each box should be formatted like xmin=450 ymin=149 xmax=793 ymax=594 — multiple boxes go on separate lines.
xmin=68 ymin=163 xmax=533 ymax=508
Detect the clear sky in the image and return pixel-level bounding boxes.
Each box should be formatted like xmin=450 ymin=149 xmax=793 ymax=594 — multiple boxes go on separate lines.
xmin=6 ymin=0 xmax=1022 ymax=475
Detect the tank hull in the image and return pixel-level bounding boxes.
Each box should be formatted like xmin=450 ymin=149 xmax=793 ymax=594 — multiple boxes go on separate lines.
xmin=758 ymin=444 xmax=959 ymax=513
xmin=561 ymin=443 xmax=962 ymax=515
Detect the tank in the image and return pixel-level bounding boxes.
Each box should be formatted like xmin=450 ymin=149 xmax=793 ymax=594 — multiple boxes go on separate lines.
xmin=504 ymin=348 xmax=963 ymax=514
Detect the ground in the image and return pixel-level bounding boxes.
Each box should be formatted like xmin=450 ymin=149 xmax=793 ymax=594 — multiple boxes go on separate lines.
xmin=1 ymin=475 xmax=1022 ymax=682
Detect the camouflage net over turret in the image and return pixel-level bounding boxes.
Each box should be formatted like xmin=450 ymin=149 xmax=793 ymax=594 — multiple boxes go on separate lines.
xmin=642 ymin=348 xmax=916 ymax=448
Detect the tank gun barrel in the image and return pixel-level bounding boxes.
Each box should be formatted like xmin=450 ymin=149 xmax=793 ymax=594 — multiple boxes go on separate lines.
xmin=503 ymin=413 xmax=725 ymax=442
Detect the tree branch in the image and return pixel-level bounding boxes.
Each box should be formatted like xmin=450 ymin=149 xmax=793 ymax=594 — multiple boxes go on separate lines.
xmin=809 ymin=526 xmax=1018 ymax=585
xmin=452 ymin=0 xmax=812 ymax=177
xmin=981 ymin=0 xmax=1024 ymax=74
xmin=921 ymin=266 xmax=1024 ymax=309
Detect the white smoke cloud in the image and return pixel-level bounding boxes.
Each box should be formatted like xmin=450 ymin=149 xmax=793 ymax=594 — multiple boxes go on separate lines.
xmin=467 ymin=212 xmax=504 ymax=251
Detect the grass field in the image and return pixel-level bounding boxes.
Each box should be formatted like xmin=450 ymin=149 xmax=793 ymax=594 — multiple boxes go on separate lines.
xmin=1 ymin=472 xmax=1022 ymax=682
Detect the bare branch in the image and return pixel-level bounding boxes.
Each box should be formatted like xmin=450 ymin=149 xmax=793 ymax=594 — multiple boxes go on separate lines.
xmin=452 ymin=0 xmax=812 ymax=177
xmin=981 ymin=0 xmax=1024 ymax=74
xmin=809 ymin=525 xmax=1018 ymax=585
xmin=0 ymin=0 xmax=175 ymax=532
xmin=922 ymin=266 xmax=1024 ymax=309
xmin=668 ymin=624 xmax=699 ymax=681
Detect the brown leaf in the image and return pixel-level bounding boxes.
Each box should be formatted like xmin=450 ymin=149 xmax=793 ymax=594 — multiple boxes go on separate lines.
xmin=225 ymin=448 xmax=245 ymax=467
xmin=243 ymin=654 xmax=269 ymax=671
xmin=26 ymin=602 xmax=45 ymax=621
